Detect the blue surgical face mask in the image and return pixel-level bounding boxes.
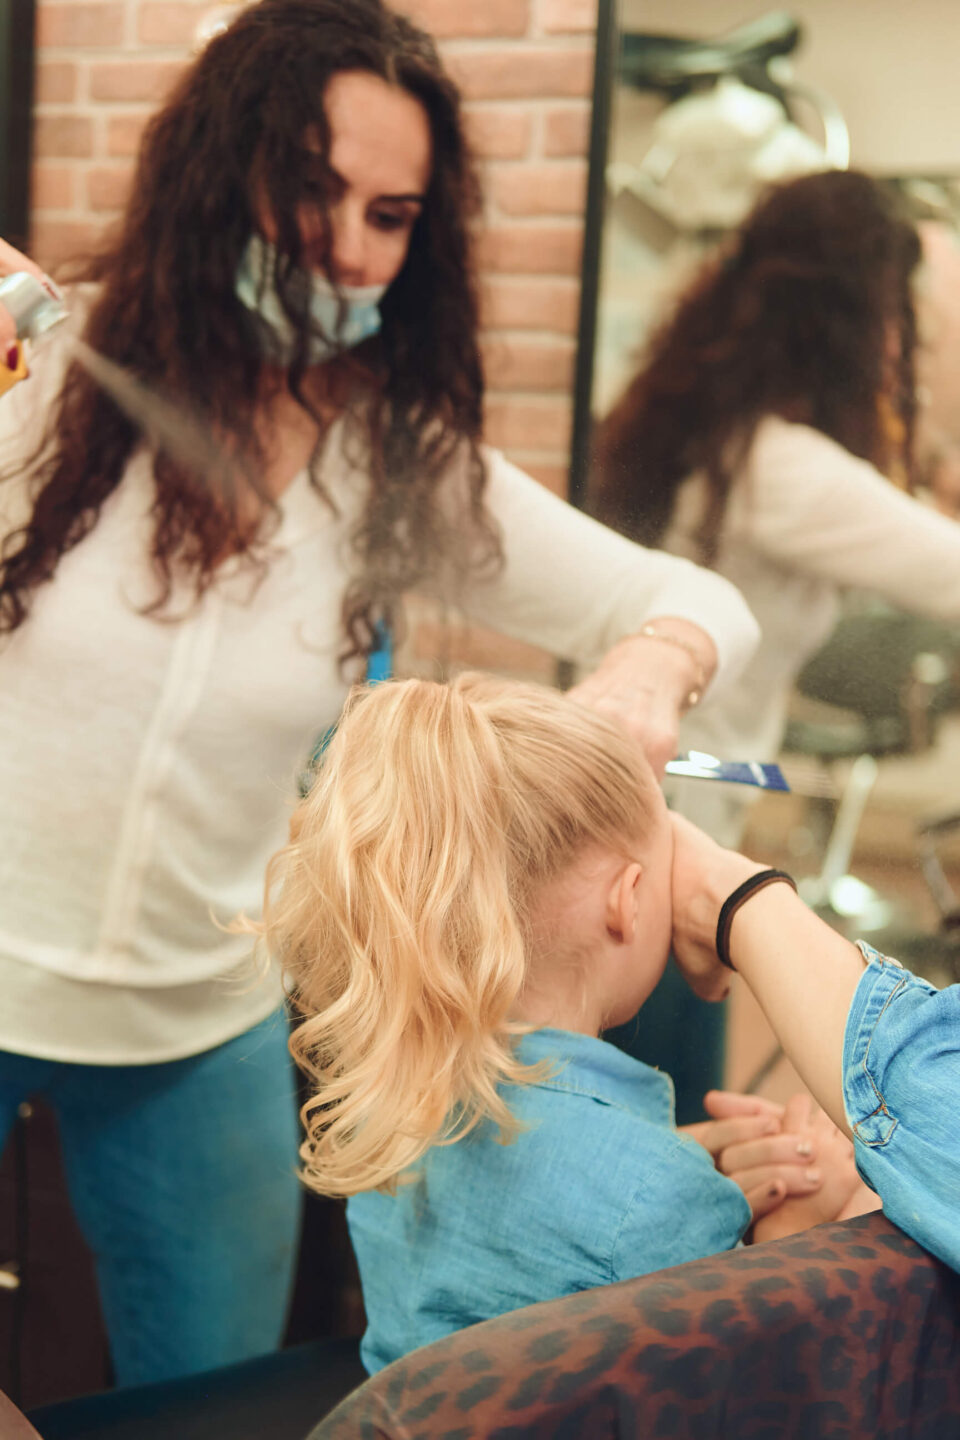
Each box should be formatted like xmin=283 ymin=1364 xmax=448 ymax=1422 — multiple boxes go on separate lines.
xmin=235 ymin=234 xmax=387 ymax=364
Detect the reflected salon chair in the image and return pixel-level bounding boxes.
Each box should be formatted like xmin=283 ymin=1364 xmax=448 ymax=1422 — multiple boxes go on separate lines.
xmin=782 ymin=603 xmax=960 ymax=940
xmin=312 ymin=1211 xmax=960 ymax=1440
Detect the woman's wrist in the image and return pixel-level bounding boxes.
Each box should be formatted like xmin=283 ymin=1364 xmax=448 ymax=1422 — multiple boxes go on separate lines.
xmin=700 ymin=850 xmax=767 ymax=927
xmin=717 ymin=870 xmax=798 ymax=969
xmin=671 ymin=814 xmax=780 ymax=1001
xmin=628 ymin=617 xmax=717 ymax=712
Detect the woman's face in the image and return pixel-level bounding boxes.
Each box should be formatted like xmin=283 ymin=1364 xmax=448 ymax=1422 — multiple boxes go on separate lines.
xmin=264 ymin=70 xmax=433 ymax=290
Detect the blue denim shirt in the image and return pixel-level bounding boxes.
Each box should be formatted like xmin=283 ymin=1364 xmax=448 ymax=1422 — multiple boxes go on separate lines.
xmin=844 ymin=942 xmax=960 ymax=1274
xmin=347 ymin=1028 xmax=751 ymax=1374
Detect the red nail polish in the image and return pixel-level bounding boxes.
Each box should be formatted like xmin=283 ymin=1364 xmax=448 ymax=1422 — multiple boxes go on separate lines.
xmin=5 ymin=344 xmax=18 ymax=371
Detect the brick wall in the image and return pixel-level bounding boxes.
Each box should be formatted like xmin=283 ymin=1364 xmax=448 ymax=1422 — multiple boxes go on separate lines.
xmin=30 ymin=0 xmax=598 ymax=678
xmin=30 ymin=0 xmax=596 ymax=488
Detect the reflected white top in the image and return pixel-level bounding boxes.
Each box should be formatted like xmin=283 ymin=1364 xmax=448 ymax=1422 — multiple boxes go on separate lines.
xmin=663 ymin=416 xmax=960 ymax=845
xmin=0 ymin=330 xmax=758 ymax=1064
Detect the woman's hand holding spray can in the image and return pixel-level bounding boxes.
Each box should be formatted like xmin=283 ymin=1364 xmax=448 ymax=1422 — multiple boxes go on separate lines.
xmin=0 ymin=238 xmax=68 ymax=395
xmin=0 ymin=236 xmax=240 ymax=480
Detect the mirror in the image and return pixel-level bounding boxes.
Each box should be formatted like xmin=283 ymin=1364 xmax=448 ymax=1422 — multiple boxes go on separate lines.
xmin=574 ymin=2 xmax=960 ymax=1075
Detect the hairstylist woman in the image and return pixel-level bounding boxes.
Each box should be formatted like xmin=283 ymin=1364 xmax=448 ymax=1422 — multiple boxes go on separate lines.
xmin=671 ymin=814 xmax=960 ymax=1274
xmin=0 ymin=0 xmax=758 ymax=1389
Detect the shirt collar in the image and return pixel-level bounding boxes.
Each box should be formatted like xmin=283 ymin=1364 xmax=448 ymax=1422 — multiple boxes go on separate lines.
xmin=514 ymin=1026 xmax=676 ymax=1128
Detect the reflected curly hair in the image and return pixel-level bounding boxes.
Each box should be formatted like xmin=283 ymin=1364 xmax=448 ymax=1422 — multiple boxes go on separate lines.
xmin=592 ymin=170 xmax=922 ymax=562
xmin=0 ymin=0 xmax=500 ymax=657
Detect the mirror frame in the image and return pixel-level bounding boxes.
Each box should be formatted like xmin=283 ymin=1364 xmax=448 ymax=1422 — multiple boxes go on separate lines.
xmin=0 ymin=0 xmax=36 ymax=249
xmin=567 ymin=0 xmax=619 ymax=514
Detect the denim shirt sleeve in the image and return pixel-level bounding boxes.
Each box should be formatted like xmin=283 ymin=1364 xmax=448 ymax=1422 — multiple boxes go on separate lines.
xmin=611 ymin=1131 xmax=751 ymax=1280
xmin=843 ymin=941 xmax=960 ymax=1274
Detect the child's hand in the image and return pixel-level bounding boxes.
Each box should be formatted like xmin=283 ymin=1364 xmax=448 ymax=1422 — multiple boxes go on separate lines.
xmin=751 ymin=1093 xmax=879 ymax=1241
xmin=679 ymin=1090 xmax=824 ymax=1221
xmin=776 ymin=1093 xmax=861 ymax=1221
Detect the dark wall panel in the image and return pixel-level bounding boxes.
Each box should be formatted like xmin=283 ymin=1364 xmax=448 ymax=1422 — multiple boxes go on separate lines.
xmin=0 ymin=0 xmax=36 ymax=249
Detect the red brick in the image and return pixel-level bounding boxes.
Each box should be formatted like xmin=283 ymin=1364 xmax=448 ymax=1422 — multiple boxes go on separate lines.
xmin=34 ymin=61 xmax=78 ymax=104
xmin=480 ymin=276 xmax=580 ymax=333
xmin=543 ymin=104 xmax=590 ymax=156
xmin=491 ymin=161 xmax=588 ymax=217
xmin=541 ymin=0 xmax=597 ymax=33
xmin=30 ymin=162 xmax=76 ymax=211
xmin=464 ymin=106 xmax=531 ymax=161
xmin=30 ymin=218 xmax=106 ymax=272
xmin=398 ymin=0 xmax=530 ymax=39
xmin=36 ymin=3 xmax=125 ymax=48
xmin=483 ymin=395 xmax=573 ymax=452
xmin=475 ymin=222 xmax=582 ymax=275
xmin=446 ymin=46 xmax=593 ymax=101
xmin=138 ymin=1 xmax=206 ymax=46
xmin=32 ymin=115 xmax=95 ymax=160
xmin=87 ymin=165 xmax=134 ymax=212
xmin=481 ymin=335 xmax=576 ymax=391
xmin=106 ymin=113 xmax=151 ymax=158
xmin=413 ymin=620 xmax=554 ymax=681
xmin=89 ymin=60 xmax=184 ymax=103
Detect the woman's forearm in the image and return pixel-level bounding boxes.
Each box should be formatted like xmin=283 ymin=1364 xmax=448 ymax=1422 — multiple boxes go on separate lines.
xmin=726 ymin=886 xmax=866 ymax=1135
xmin=672 ymin=816 xmax=960 ymax=1271
xmin=458 ymin=452 xmax=760 ymax=696
xmin=669 ymin=815 xmax=866 ymax=1135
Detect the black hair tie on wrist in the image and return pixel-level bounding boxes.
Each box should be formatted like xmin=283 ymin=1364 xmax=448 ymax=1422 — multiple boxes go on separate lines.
xmin=716 ymin=869 xmax=798 ymax=971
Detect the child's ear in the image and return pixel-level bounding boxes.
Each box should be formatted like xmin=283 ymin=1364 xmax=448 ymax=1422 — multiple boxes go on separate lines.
xmin=605 ymin=862 xmax=643 ymax=943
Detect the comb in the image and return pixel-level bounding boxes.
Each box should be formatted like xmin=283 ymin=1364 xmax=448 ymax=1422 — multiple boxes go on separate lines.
xmin=666 ymin=751 xmax=789 ymax=790
xmin=666 ymin=751 xmax=838 ymax=799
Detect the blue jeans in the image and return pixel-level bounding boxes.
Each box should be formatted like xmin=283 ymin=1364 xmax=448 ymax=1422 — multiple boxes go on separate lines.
xmin=0 ymin=1010 xmax=302 ymax=1387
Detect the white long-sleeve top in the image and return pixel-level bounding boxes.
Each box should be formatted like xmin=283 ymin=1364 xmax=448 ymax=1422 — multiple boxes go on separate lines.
xmin=664 ymin=416 xmax=960 ymax=844
xmin=0 ymin=337 xmax=758 ymax=1064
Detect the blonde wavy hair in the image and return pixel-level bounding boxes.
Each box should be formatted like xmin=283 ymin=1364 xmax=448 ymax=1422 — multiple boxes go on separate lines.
xmin=255 ymin=673 xmax=661 ymax=1196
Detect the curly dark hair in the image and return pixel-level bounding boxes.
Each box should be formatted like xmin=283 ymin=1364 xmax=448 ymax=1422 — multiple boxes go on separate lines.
xmin=591 ymin=169 xmax=922 ymax=562
xmin=0 ymin=0 xmax=500 ymax=657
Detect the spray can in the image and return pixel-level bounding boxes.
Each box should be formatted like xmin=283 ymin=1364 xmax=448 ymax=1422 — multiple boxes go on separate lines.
xmin=0 ymin=271 xmax=69 ymax=396
xmin=0 ymin=275 xmax=226 ymax=475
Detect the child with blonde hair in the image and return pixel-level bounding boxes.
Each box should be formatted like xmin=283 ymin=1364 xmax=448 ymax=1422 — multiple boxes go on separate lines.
xmin=256 ymin=674 xmax=872 ymax=1373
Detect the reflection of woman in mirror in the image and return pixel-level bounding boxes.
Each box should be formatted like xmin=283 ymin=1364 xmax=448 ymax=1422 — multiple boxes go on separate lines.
xmin=591 ymin=169 xmax=960 ymax=1118
xmin=0 ymin=0 xmax=760 ymax=1389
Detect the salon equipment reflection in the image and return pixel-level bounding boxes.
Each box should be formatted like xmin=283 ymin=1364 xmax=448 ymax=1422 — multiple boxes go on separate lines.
xmin=579 ymin=4 xmax=960 ymax=992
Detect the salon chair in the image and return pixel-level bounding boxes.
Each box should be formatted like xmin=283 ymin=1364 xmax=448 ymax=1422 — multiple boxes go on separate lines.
xmin=782 ymin=603 xmax=960 ymax=946
xmin=859 ymin=806 xmax=960 ymax=983
xmin=312 ymin=1211 xmax=960 ymax=1440
xmin=20 ymin=1337 xmax=365 ymax=1440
